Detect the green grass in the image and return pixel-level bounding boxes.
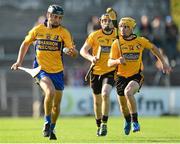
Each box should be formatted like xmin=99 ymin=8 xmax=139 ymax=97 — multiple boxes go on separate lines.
xmin=0 ymin=116 xmax=180 ymax=143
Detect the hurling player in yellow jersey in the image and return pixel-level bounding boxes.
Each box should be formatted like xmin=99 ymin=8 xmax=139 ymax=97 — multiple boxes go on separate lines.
xmin=108 ymin=17 xmax=171 ymax=135
xmin=80 ymin=14 xmax=116 ymax=136
xmin=11 ymin=5 xmax=78 ymax=140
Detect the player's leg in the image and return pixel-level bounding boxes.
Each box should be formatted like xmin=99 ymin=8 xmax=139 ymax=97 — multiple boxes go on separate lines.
xmin=99 ymin=83 xmax=111 ymax=136
xmin=39 ymin=76 xmax=55 ymax=137
xmin=99 ymin=73 xmax=114 ymax=136
xmin=101 ymin=83 xmax=111 ymax=120
xmin=116 ymin=76 xmax=131 ymax=135
xmin=93 ymin=93 xmax=102 ymax=120
xmin=50 ymin=90 xmax=62 ymax=140
xmin=124 ymin=80 xmax=139 ymax=113
xmin=51 ymin=90 xmax=62 ymax=126
xmin=124 ymin=80 xmax=140 ymax=132
xmin=48 ymin=71 xmax=64 ymax=140
xmin=117 ymin=95 xmax=131 ymax=135
xmin=93 ymin=93 xmax=102 ymax=136
xmin=91 ymin=74 xmax=102 ymax=136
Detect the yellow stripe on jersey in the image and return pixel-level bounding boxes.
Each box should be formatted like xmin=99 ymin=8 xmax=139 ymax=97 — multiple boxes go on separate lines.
xmin=110 ymin=36 xmax=154 ymax=77
xmin=24 ymin=24 xmax=74 ymax=73
xmin=86 ymin=29 xmax=116 ymax=75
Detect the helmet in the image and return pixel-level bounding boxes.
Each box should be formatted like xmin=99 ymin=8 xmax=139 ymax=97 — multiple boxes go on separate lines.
xmin=47 ymin=4 xmax=64 ymax=16
xmin=100 ymin=13 xmax=110 ymax=21
xmin=119 ymin=17 xmax=136 ymax=29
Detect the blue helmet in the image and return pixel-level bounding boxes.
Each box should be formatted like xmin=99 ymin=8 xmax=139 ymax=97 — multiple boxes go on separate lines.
xmin=47 ymin=4 xmax=64 ymax=16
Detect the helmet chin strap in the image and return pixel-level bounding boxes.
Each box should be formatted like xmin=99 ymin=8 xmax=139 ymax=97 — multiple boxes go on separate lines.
xmin=122 ymin=34 xmax=137 ymax=40
xmin=122 ymin=34 xmax=131 ymax=39
xmin=47 ymin=20 xmax=60 ymax=28
xmin=103 ymin=26 xmax=113 ymax=34
xmin=104 ymin=26 xmax=112 ymax=32
xmin=51 ymin=24 xmax=60 ymax=28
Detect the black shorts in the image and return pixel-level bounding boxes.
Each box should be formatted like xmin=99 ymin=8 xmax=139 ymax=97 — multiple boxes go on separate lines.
xmin=116 ymin=72 xmax=144 ymax=96
xmin=90 ymin=71 xmax=115 ymax=95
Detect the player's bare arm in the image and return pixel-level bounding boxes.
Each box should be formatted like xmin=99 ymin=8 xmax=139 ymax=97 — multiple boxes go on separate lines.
xmin=80 ymin=42 xmax=98 ymax=64
xmin=108 ymin=57 xmax=126 ymax=67
xmin=11 ymin=41 xmax=30 ymax=70
xmin=150 ymin=45 xmax=172 ymax=74
xmin=64 ymin=46 xmax=78 ymax=58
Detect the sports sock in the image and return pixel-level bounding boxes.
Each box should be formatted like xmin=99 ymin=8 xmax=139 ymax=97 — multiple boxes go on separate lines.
xmin=96 ymin=119 xmax=101 ymax=127
xmin=125 ymin=114 xmax=131 ymax=123
xmin=44 ymin=115 xmax=51 ymax=124
xmin=131 ymin=112 xmax=138 ymax=122
xmin=102 ymin=115 xmax=108 ymax=124
xmin=50 ymin=123 xmax=56 ymax=131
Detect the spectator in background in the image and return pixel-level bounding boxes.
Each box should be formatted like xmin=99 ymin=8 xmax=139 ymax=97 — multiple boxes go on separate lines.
xmin=165 ymin=16 xmax=179 ymax=62
xmin=139 ymin=15 xmax=153 ymax=40
xmin=86 ymin=15 xmax=101 ymax=35
xmin=151 ymin=16 xmax=165 ymax=49
xmin=139 ymin=15 xmax=153 ymax=65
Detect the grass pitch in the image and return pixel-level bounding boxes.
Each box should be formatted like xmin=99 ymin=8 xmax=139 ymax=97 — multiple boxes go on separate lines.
xmin=0 ymin=116 xmax=180 ymax=143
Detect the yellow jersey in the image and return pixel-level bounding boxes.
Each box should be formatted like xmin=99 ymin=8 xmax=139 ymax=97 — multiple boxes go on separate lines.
xmin=110 ymin=36 xmax=154 ymax=77
xmin=86 ymin=29 xmax=116 ymax=75
xmin=24 ymin=24 xmax=74 ymax=73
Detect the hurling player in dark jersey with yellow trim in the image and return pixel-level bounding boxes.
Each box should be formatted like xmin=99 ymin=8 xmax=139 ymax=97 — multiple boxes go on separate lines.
xmin=11 ymin=4 xmax=78 ymax=140
xmin=108 ymin=17 xmax=171 ymax=135
xmin=80 ymin=14 xmax=116 ymax=136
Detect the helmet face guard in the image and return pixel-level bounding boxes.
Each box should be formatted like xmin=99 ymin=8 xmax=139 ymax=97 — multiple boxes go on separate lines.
xmin=48 ymin=5 xmax=64 ymax=16
xmin=99 ymin=13 xmax=114 ymax=31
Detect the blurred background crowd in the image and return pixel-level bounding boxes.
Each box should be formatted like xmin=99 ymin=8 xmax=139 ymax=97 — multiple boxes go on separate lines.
xmin=0 ymin=0 xmax=180 ymax=116
xmin=0 ymin=0 xmax=179 ymax=87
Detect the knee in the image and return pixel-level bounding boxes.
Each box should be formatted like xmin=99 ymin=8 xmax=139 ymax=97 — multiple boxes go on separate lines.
xmin=101 ymin=89 xmax=110 ymax=99
xmin=124 ymin=88 xmax=133 ymax=98
xmin=45 ymin=87 xmax=55 ymax=97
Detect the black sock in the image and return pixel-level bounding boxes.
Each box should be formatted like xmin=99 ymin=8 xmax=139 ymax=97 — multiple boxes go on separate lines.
xmin=96 ymin=119 xmax=101 ymax=127
xmin=131 ymin=113 xmax=138 ymax=122
xmin=125 ymin=114 xmax=131 ymax=123
xmin=102 ymin=115 xmax=108 ymax=123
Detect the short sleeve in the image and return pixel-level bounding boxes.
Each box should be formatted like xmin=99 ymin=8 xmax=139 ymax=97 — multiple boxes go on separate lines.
xmin=140 ymin=37 xmax=154 ymax=50
xmin=24 ymin=27 xmax=37 ymax=45
xmin=62 ymin=29 xmax=74 ymax=48
xmin=85 ymin=32 xmax=95 ymax=48
xmin=109 ymin=39 xmax=120 ymax=59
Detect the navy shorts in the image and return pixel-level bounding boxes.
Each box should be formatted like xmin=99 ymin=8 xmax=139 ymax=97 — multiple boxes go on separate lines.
xmin=36 ymin=70 xmax=64 ymax=90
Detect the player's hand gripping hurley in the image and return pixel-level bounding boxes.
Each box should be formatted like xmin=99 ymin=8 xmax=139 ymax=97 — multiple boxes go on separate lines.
xmin=84 ymin=46 xmax=101 ymax=81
